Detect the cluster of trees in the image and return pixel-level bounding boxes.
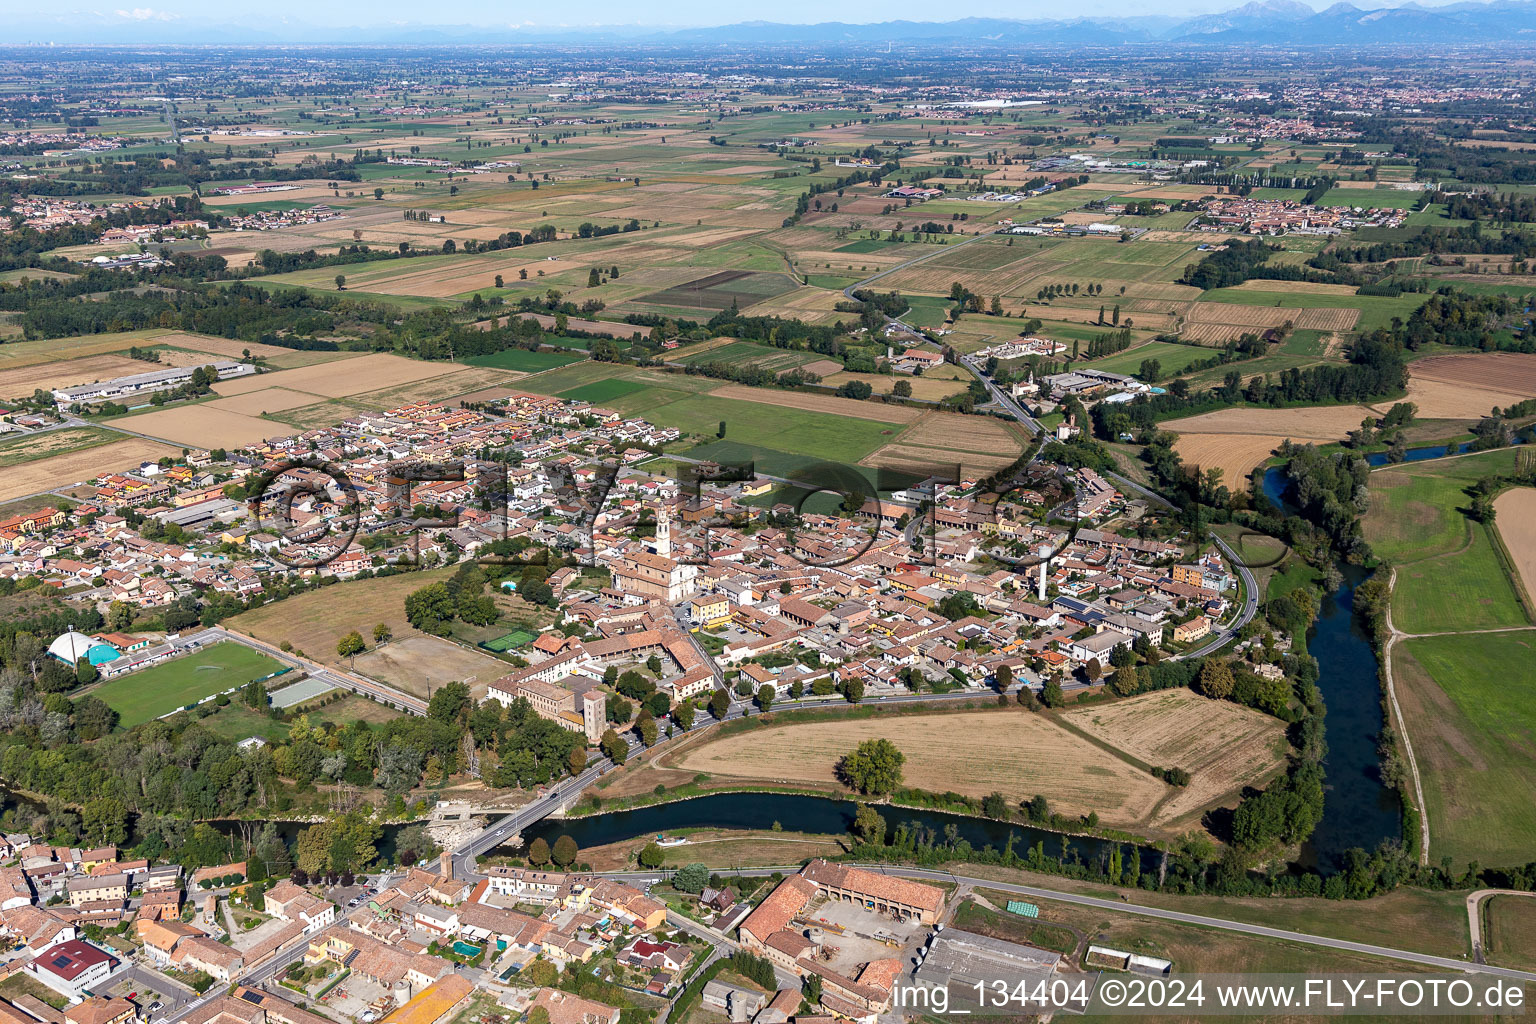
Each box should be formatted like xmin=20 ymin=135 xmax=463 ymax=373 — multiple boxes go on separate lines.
xmin=1091 ymin=333 xmax=1408 ymax=445
xmin=835 ymin=738 xmax=905 ymax=795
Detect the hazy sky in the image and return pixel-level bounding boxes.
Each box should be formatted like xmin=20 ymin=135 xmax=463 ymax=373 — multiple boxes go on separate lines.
xmin=2 ymin=0 xmax=1468 ymax=34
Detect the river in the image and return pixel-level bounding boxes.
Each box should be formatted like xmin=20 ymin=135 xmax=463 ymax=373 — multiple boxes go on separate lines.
xmin=508 ymin=792 xmax=1161 ymax=876
xmin=1256 ymin=439 xmax=1505 ymax=871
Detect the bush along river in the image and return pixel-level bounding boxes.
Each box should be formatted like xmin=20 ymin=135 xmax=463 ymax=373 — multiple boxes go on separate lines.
xmin=1263 ymin=453 xmax=1414 ymax=873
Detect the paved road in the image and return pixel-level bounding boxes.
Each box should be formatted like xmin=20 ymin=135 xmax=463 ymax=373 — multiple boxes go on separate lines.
xmin=1177 ymin=533 xmax=1260 ymax=661
xmin=599 ymin=865 xmax=1536 ymax=985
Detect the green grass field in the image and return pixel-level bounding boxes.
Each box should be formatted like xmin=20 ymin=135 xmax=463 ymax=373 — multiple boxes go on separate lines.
xmin=1391 ymin=521 xmax=1530 ymax=634
xmin=1081 ymin=340 xmax=1212 ymax=377
xmin=650 ymin=393 xmax=906 ymax=464
xmin=462 ymin=349 xmax=587 ymax=373
xmin=94 ymin=642 xmax=287 ymax=728
xmin=1396 ymin=631 xmax=1536 ymax=866
xmin=1364 ymin=448 xmax=1523 ymax=563
xmin=557 ymin=378 xmax=649 ymax=404
xmin=1364 ymin=449 xmax=1530 ymax=633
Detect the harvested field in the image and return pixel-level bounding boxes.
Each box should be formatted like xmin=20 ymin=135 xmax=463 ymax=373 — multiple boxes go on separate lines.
xmin=705 ymin=385 xmax=924 ymax=423
xmin=349 ymin=634 xmax=510 ymax=701
xmin=1162 ymin=405 xmax=1369 ymax=439
xmin=495 ymin=312 xmax=646 ymax=338
xmin=820 ymin=371 xmax=967 ymax=403
xmin=1493 ymin=488 xmax=1536 ymax=605
xmin=0 ymin=354 xmax=146 ymax=399
xmin=228 ymin=567 xmax=457 ymax=667
xmin=895 ymin=411 xmax=1027 ymax=456
xmin=1383 ymin=351 xmax=1536 ymax=419
xmin=212 ymin=353 xmax=456 ymax=400
xmin=1185 ymin=301 xmax=1359 ymax=333
xmin=0 ymin=437 xmax=178 ymax=504
xmin=1172 ymin=432 xmax=1296 ymax=481
xmin=111 ymin=406 xmax=285 ymax=449
xmin=0 ymin=333 xmax=153 ymax=371
xmin=0 ymin=426 xmax=122 ymax=469
xmin=1017 ymin=304 xmax=1179 ymax=331
xmin=673 ymin=710 xmax=1168 ymax=828
xmin=1229 ymin=280 xmax=1362 ymax=295
xmin=865 ymin=442 xmax=1019 ymax=477
xmin=151 ymin=333 xmax=301 ymax=360
xmin=1062 ymin=689 xmax=1289 ymax=828
xmin=349 ymin=366 xmax=523 ymax=408
xmin=208 ymin=387 xmax=329 ymax=416
xmin=152 ymin=348 xmax=244 ymax=368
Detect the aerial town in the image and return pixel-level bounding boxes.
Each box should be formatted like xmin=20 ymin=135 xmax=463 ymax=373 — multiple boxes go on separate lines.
xmin=0 ymin=13 xmax=1534 ymax=1023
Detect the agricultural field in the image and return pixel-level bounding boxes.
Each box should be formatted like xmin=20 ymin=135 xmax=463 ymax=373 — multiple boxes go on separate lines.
xmin=1364 ymin=448 xmax=1523 ymax=562
xmin=91 ymin=642 xmax=287 ymax=728
xmin=1378 ymin=351 xmax=1536 ymax=419
xmin=1394 ymin=631 xmax=1536 ymax=866
xmin=462 ymin=349 xmax=586 ymax=373
xmin=671 ymin=707 xmax=1254 ymax=838
xmin=0 ymin=353 xmax=148 ymax=400
xmin=864 ymin=411 xmax=1027 ymax=476
xmin=1363 ymin=448 xmax=1530 ymax=632
xmin=1061 ymin=688 xmax=1290 ymax=829
xmin=1493 ymin=488 xmax=1536 ymax=607
xmin=0 ymin=437 xmax=179 ymax=504
xmin=227 ymin=567 xmax=458 ymax=666
xmin=635 ymin=269 xmax=800 ymax=312
xmin=348 ymin=634 xmax=512 ymax=701
xmin=0 ymin=426 xmax=123 ymax=469
xmin=1484 ymin=895 xmax=1536 ymax=972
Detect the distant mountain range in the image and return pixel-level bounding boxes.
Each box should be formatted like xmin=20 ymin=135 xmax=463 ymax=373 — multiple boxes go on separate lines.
xmin=10 ymin=0 xmax=1536 ymax=46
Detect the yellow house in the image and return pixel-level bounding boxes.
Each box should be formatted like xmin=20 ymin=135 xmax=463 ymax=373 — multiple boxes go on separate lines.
xmin=307 ymin=932 xmax=355 ymax=966
xmin=220 ymin=529 xmax=249 ymax=546
xmin=741 ymin=478 xmax=773 ymax=497
xmin=689 ymin=594 xmax=731 ymax=630
xmin=562 ymin=883 xmax=594 ymax=911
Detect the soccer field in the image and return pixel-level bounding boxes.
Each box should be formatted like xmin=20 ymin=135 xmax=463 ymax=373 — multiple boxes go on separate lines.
xmin=94 ymin=642 xmax=287 ymax=728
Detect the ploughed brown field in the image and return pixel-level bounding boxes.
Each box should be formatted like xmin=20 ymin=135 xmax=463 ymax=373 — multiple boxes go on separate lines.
xmin=1380 ymin=351 xmax=1536 ymax=419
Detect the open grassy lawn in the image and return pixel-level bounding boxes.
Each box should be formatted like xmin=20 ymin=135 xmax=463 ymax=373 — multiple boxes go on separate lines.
xmin=1395 ymin=631 xmax=1536 ymax=867
xmin=94 ymin=642 xmax=286 ymax=728
xmin=192 ymin=701 xmax=292 ymax=743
